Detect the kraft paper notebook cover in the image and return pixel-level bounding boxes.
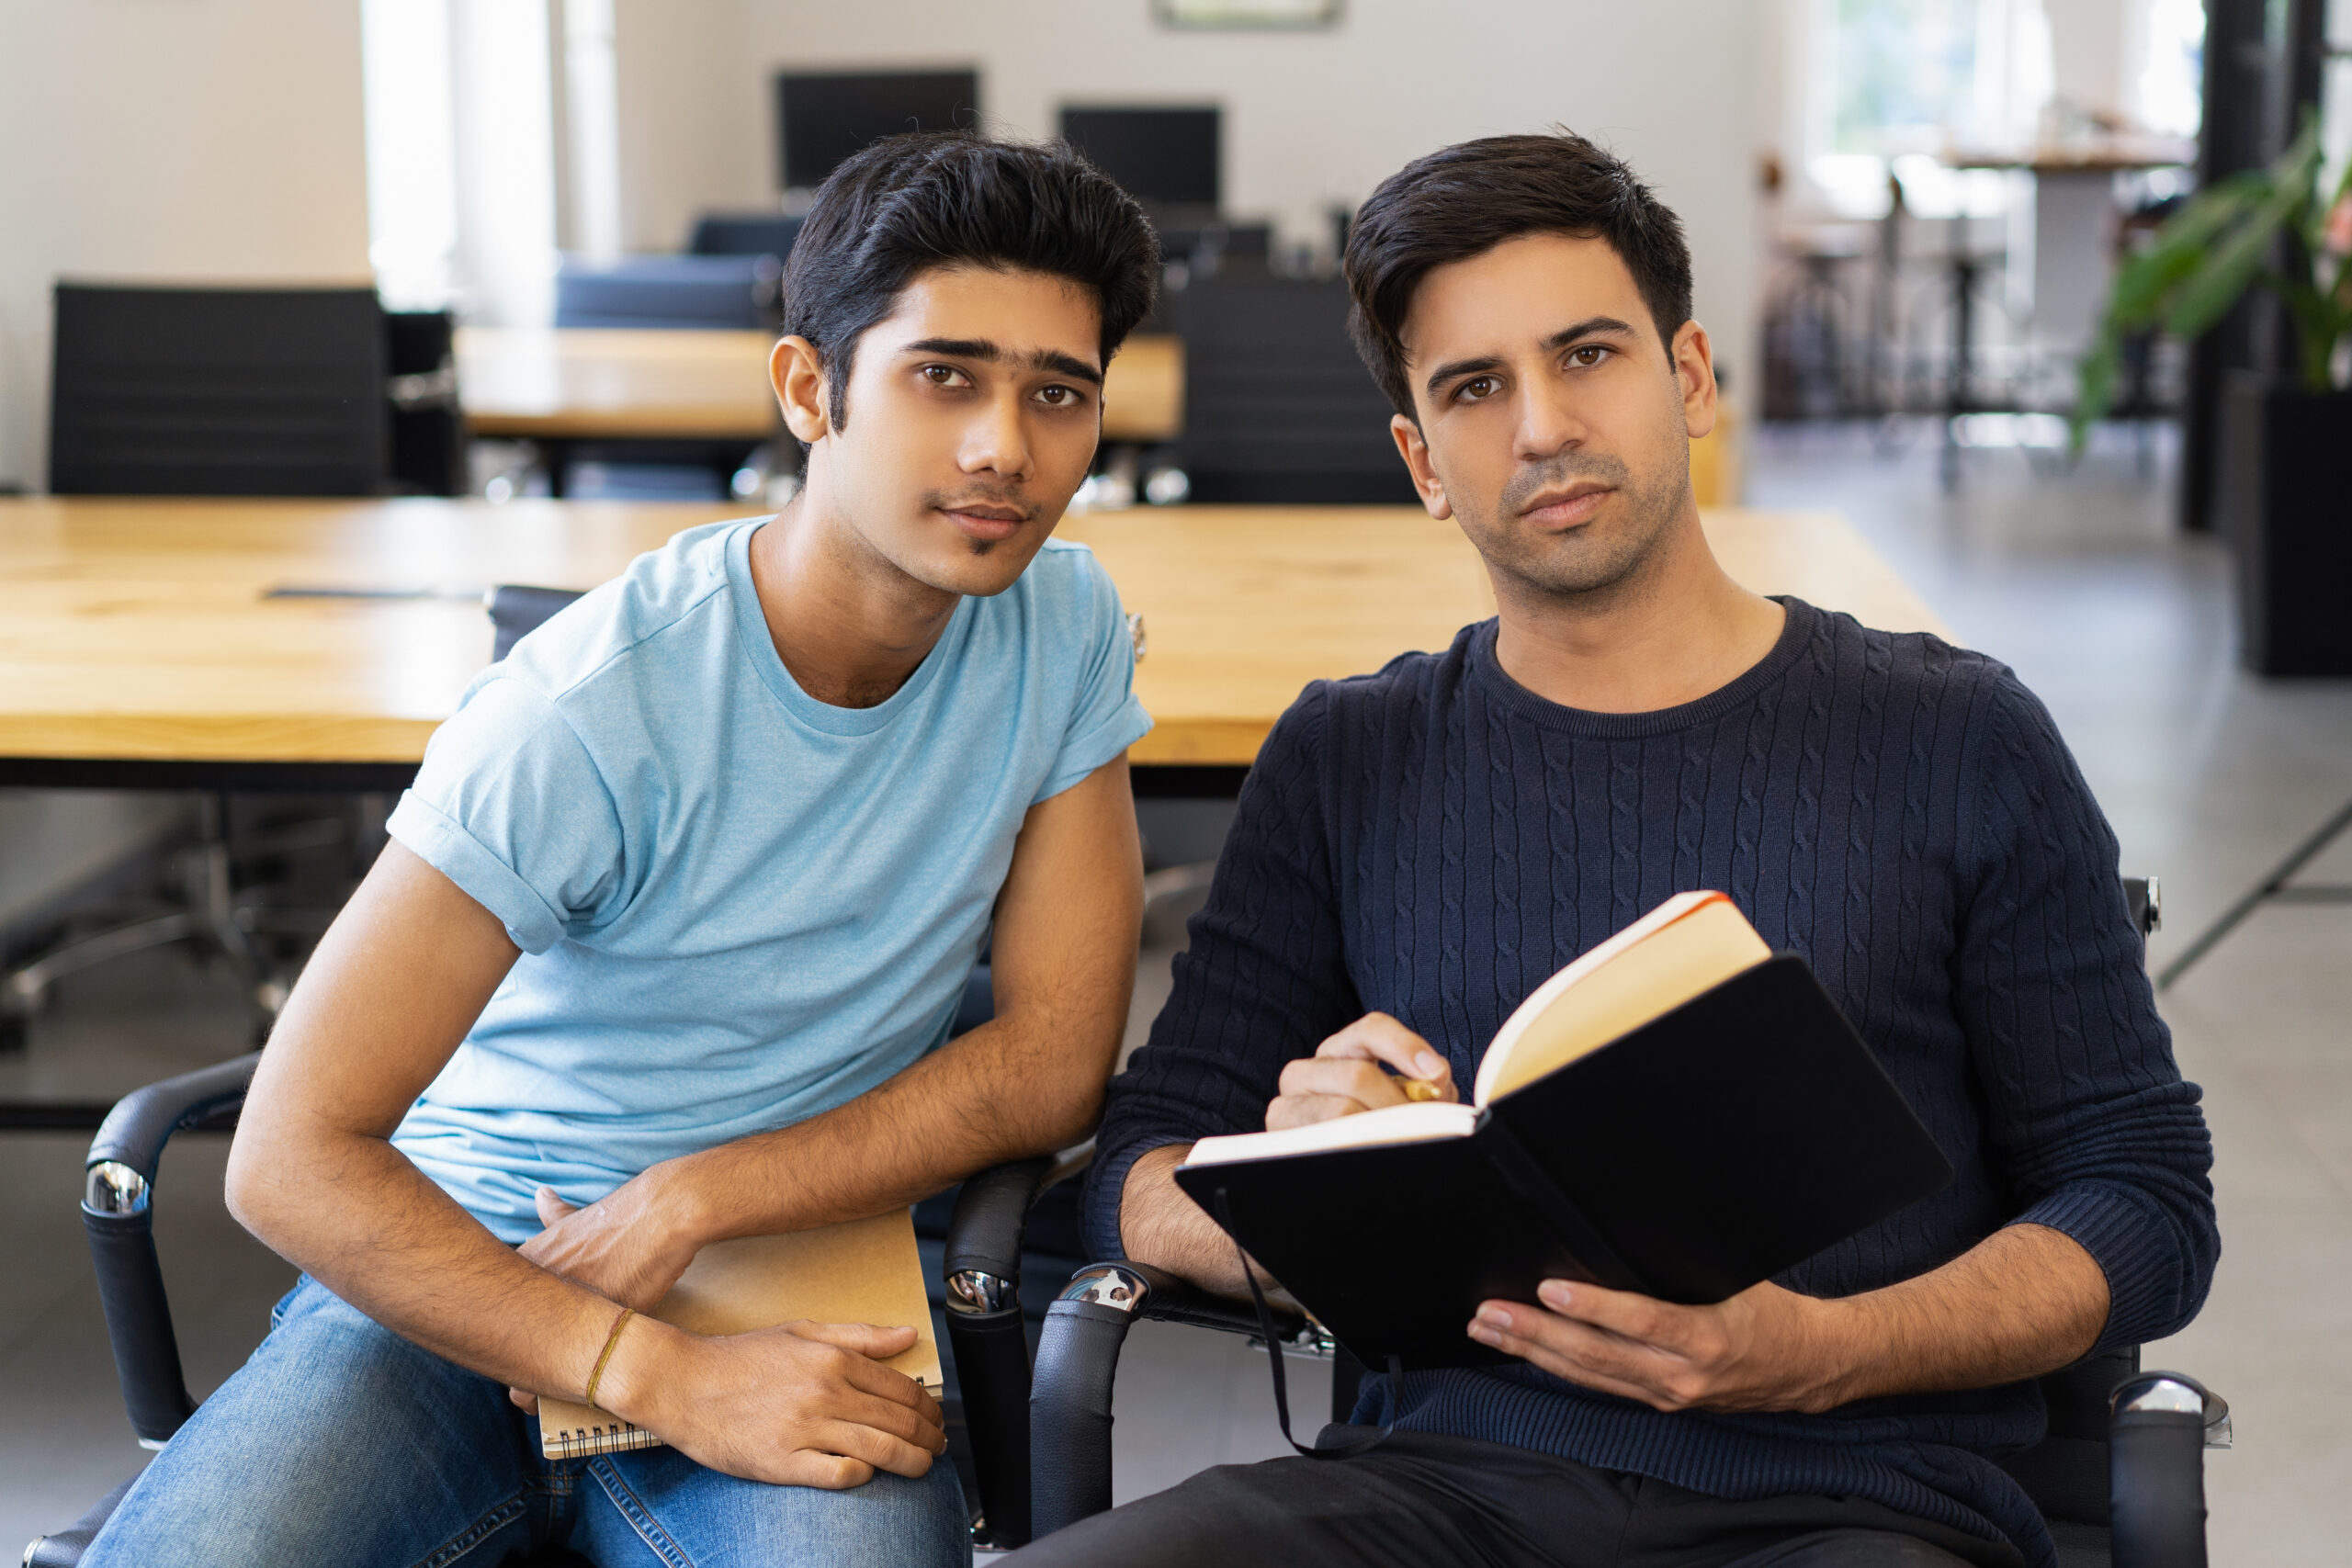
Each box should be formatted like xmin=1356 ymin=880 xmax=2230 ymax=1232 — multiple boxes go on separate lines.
xmin=536 ymin=1207 xmax=944 ymax=1460
xmin=1173 ymin=892 xmax=1953 ymax=1369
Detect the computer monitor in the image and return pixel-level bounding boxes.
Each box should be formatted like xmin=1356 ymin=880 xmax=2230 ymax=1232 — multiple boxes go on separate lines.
xmin=1059 ymin=107 xmax=1220 ymax=211
xmin=775 ymin=70 xmax=981 ymax=190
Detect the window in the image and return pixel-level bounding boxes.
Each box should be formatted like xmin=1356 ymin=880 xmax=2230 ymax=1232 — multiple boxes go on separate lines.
xmin=360 ymin=0 xmax=559 ymax=324
xmin=1805 ymin=0 xmax=2052 ymax=217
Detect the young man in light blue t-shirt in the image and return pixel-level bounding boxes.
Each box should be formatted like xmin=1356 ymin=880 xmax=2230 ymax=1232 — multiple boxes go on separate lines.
xmin=86 ymin=134 xmax=1161 ymax=1568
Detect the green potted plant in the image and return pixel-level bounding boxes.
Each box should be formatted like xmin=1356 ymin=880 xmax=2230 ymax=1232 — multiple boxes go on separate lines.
xmin=2075 ymin=116 xmax=2352 ymax=675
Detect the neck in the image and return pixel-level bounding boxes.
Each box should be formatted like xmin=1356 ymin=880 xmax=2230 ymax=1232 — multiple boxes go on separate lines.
xmin=1487 ymin=502 xmax=1786 ymax=715
xmin=747 ymin=468 xmax=961 ymax=710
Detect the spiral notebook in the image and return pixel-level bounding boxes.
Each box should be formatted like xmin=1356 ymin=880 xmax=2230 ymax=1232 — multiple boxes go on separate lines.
xmin=535 ymin=1207 xmax=944 ymax=1460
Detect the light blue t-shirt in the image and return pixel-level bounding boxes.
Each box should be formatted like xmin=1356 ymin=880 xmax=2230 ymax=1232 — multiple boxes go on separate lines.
xmin=385 ymin=518 xmax=1151 ymax=1241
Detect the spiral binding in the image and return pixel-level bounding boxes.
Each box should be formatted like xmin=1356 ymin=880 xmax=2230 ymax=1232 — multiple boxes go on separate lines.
xmin=543 ymin=1420 xmax=667 ymax=1460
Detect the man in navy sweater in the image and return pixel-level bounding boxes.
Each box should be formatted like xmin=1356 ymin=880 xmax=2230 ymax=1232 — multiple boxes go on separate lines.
xmin=1010 ymin=133 xmax=2216 ymax=1568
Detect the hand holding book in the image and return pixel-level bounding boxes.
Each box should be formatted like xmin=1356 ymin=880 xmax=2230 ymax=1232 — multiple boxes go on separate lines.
xmin=1268 ymin=1011 xmax=1460 ymax=1129
xmin=1176 ymin=892 xmax=1955 ymax=1370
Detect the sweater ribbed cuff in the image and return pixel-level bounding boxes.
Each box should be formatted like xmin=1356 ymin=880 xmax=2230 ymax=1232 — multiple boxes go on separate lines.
xmin=1080 ymin=1134 xmax=1194 ymax=1263
xmin=2010 ymin=1180 xmax=2183 ymax=1352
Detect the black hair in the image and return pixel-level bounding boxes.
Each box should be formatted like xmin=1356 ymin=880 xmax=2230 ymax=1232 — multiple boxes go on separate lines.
xmin=782 ymin=130 xmax=1160 ymax=434
xmin=1342 ymin=130 xmax=1694 ymax=421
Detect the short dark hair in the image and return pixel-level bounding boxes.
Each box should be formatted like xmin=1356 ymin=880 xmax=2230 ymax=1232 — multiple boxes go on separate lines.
xmin=1342 ymin=130 xmax=1694 ymax=421
xmin=782 ymin=131 xmax=1160 ymax=433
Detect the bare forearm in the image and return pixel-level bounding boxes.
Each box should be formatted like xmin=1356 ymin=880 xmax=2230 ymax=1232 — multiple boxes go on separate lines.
xmin=1826 ymin=1222 xmax=2109 ymax=1403
xmin=672 ymin=1009 xmax=1122 ymax=1246
xmin=1118 ymin=1143 xmax=1265 ymax=1293
xmin=228 ymin=1121 xmax=618 ymax=1400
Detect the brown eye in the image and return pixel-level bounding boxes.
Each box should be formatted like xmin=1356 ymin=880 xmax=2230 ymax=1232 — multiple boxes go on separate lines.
xmin=1457 ymin=376 xmax=1498 ymax=401
xmin=1568 ymin=346 xmax=1609 ymax=368
xmin=922 ymin=365 xmax=967 ymax=387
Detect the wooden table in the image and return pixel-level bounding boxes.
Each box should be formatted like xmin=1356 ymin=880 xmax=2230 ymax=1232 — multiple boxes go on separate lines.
xmin=0 ymin=499 xmax=1946 ymax=788
xmin=456 ymin=328 xmax=1187 ymax=446
xmin=457 ymin=328 xmax=779 ymax=442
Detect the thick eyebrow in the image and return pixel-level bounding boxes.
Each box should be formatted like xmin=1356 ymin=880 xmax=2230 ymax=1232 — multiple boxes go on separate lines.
xmin=899 ymin=335 xmax=1103 ymax=386
xmin=1420 ymin=315 xmax=1641 ymax=400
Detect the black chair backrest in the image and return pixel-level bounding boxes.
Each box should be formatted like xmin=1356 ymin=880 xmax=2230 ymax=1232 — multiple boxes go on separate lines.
xmin=687 ymin=213 xmax=804 ymax=260
xmin=488 ymin=584 xmax=586 ymax=662
xmin=554 ymin=254 xmax=775 ymax=331
xmin=384 ymin=310 xmax=467 ymax=497
xmin=50 ymin=284 xmax=387 ymax=496
xmin=1170 ymin=274 xmax=1414 ymax=504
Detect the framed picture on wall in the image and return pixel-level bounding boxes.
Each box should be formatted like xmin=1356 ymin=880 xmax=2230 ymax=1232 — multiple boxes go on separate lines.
xmin=1153 ymin=0 xmax=1342 ymax=28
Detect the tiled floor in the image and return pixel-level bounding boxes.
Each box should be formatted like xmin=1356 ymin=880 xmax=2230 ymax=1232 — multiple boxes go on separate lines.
xmin=3 ymin=423 xmax=2346 ymax=1561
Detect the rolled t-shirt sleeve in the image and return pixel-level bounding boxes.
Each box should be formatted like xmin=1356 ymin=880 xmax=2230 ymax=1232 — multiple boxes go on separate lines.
xmin=1034 ymin=555 xmax=1152 ymax=803
xmin=386 ymin=677 xmax=628 ymax=954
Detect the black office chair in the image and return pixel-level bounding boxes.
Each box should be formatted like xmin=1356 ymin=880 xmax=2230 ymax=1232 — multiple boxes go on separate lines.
xmin=1023 ymin=877 xmax=2232 ymax=1568
xmin=1168 ymin=273 xmax=1416 ymax=505
xmin=49 ymin=283 xmax=389 ymax=497
xmin=6 ymin=287 xmax=401 ymax=1048
xmin=28 ymin=1010 xmax=1073 ymax=1564
xmin=543 ymin=256 xmax=782 ymax=500
xmin=385 ymin=309 xmax=468 ymax=497
xmin=553 ymin=254 xmax=779 ymax=332
xmin=687 ymin=213 xmax=805 ymax=262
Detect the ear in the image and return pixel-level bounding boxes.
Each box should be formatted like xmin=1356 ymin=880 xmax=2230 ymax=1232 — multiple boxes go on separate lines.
xmin=1670 ymin=320 xmax=1718 ymax=443
xmin=771 ymin=334 xmax=831 ymax=446
xmin=1389 ymin=412 xmax=1453 ymax=521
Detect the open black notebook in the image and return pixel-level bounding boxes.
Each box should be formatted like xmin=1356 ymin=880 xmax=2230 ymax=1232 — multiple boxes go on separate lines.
xmin=1174 ymin=893 xmax=1953 ymax=1369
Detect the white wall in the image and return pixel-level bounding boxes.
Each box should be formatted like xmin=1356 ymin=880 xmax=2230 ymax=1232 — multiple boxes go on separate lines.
xmin=0 ymin=0 xmax=373 ymax=490
xmin=611 ymin=0 xmax=1766 ymax=387
xmin=0 ymin=0 xmax=370 ymax=916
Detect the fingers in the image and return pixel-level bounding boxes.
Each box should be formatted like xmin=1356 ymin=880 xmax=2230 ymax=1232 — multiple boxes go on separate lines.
xmin=1467 ymin=1298 xmax=1699 ymax=1411
xmin=1275 ymin=1056 xmax=1418 ymax=1114
xmin=776 ymin=1451 xmax=876 ymax=1490
xmin=839 ymin=1388 xmax=948 ymax=1452
xmin=1265 ymin=1091 xmax=1385 ymax=1131
xmin=786 ymin=1320 xmax=920 ymax=1359
xmin=812 ymin=1418 xmax=939 ymax=1479
xmin=535 ymin=1185 xmax=580 ymax=1227
xmin=782 ymin=1323 xmax=940 ymax=1420
xmin=1313 ymin=1013 xmax=1456 ymax=1100
xmin=1531 ymin=1279 xmax=1692 ymax=1346
xmin=508 ymin=1387 xmax=540 ymax=1415
xmin=1470 ymin=1308 xmax=1681 ymax=1408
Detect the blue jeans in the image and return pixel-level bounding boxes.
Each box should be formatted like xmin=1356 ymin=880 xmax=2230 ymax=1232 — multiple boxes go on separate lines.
xmin=84 ymin=1277 xmax=970 ymax=1568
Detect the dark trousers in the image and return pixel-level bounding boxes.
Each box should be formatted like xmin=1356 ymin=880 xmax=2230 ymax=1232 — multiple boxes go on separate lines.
xmin=1006 ymin=1427 xmax=2025 ymax=1568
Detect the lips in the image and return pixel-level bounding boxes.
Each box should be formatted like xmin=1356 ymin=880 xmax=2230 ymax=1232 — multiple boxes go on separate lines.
xmin=938 ymin=503 xmax=1028 ymax=542
xmin=1520 ymin=484 xmax=1613 ymax=529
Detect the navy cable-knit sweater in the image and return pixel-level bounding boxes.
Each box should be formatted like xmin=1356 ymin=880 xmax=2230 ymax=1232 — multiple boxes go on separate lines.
xmin=1086 ymin=599 xmax=2217 ymax=1568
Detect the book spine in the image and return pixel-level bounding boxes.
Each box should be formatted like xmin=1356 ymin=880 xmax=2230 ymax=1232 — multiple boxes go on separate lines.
xmin=1476 ymin=1113 xmax=1648 ymax=1294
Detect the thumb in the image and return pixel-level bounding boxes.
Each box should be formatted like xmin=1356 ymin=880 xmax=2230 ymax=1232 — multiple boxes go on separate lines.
xmin=788 ymin=1320 xmax=920 ymax=1357
xmin=536 ymin=1185 xmax=580 ymax=1227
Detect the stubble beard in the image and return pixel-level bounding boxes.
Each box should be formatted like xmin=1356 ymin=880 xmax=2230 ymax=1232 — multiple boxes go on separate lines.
xmin=1461 ymin=447 xmax=1689 ymax=605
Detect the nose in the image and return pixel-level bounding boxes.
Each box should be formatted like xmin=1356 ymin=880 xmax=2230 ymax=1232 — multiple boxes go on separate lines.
xmin=1514 ymin=374 xmax=1588 ymax=465
xmin=960 ymin=385 xmax=1035 ymax=483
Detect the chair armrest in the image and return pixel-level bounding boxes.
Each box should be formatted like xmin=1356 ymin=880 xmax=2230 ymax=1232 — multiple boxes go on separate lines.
xmin=944 ymin=1155 xmax=1056 ymax=1292
xmin=941 ymin=1145 xmax=1092 ymax=1550
xmin=87 ymin=1051 xmax=260 ymax=1185
xmin=1026 ymin=1258 xmax=1314 ymax=1541
xmin=81 ymin=1051 xmax=261 ymax=1447
xmin=2109 ymin=1372 xmax=2217 ymax=1568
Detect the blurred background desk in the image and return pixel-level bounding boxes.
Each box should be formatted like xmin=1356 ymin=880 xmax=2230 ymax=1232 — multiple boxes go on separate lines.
xmin=456 ymin=327 xmax=778 ymax=446
xmin=0 ymin=497 xmax=1945 ymax=789
xmin=454 ymin=329 xmax=1186 ymax=498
